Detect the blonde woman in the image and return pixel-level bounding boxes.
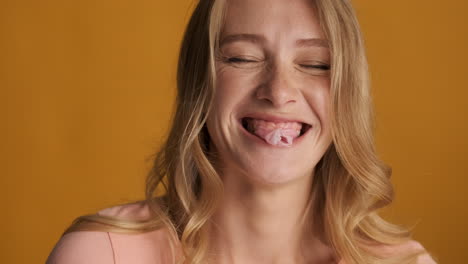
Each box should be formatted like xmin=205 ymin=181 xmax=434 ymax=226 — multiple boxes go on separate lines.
xmin=47 ymin=0 xmax=436 ymax=263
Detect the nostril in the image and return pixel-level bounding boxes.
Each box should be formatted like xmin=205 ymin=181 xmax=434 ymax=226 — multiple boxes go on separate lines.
xmin=254 ymin=82 xmax=298 ymax=107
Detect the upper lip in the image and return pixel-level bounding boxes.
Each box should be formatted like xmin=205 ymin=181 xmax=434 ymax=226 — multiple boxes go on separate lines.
xmin=240 ymin=112 xmax=312 ymax=126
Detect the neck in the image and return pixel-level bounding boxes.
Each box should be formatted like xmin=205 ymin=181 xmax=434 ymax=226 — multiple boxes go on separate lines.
xmin=208 ymin=170 xmax=335 ymax=264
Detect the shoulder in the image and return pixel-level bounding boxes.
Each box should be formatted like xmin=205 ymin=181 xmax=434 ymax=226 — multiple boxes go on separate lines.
xmin=373 ymin=240 xmax=437 ymax=264
xmin=400 ymin=240 xmax=437 ymax=264
xmin=96 ymin=200 xmax=154 ymax=221
xmin=47 ymin=201 xmax=179 ymax=264
xmin=46 ymin=231 xmax=114 ymax=264
xmin=338 ymin=240 xmax=437 ymax=264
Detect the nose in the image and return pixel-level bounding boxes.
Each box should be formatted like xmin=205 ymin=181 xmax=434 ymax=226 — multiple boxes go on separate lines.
xmin=255 ymin=63 xmax=298 ymax=108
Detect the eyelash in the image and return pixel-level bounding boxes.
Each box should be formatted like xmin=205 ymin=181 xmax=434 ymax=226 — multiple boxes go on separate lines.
xmin=225 ymin=57 xmax=330 ymax=71
xmin=226 ymin=57 xmax=255 ymax=63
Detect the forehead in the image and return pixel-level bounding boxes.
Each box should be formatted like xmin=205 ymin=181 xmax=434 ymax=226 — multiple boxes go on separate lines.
xmin=222 ymin=0 xmax=325 ymax=40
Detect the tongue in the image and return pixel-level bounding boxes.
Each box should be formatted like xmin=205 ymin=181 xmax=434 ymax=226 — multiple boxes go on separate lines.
xmin=252 ymin=122 xmax=301 ymax=147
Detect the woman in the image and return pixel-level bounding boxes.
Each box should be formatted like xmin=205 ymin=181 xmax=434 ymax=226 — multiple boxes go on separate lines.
xmin=47 ymin=0 xmax=436 ymax=263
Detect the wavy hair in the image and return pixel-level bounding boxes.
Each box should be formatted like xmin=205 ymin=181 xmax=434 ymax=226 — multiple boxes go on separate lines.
xmin=65 ymin=0 xmax=429 ymax=263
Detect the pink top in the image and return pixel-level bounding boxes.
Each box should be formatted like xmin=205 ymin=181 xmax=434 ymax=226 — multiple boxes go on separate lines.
xmin=46 ymin=201 xmax=437 ymax=264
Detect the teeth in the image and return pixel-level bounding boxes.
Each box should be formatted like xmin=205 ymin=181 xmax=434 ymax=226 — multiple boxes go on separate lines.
xmin=243 ymin=118 xmax=303 ymax=133
xmin=266 ymin=122 xmax=276 ymax=130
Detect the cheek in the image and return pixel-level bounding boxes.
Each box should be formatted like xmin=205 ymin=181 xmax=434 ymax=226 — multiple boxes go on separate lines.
xmin=206 ymin=68 xmax=248 ymax=138
xmin=213 ymin=66 xmax=259 ymax=112
xmin=302 ymin=77 xmax=331 ymax=127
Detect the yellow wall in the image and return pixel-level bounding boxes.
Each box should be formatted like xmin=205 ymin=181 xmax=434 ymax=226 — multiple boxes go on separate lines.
xmin=1 ymin=0 xmax=466 ymax=263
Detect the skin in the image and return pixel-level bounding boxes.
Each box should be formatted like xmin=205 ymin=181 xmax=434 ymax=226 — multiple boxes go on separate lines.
xmin=205 ymin=0 xmax=336 ymax=263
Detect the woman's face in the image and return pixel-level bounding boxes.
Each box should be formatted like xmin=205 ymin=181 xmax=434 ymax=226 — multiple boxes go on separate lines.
xmin=206 ymin=0 xmax=333 ymax=185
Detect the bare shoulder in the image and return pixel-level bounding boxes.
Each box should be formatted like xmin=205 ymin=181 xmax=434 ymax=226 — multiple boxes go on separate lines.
xmin=98 ymin=200 xmax=180 ymax=262
xmin=373 ymin=240 xmax=437 ymax=264
xmin=47 ymin=200 xmax=180 ymax=264
xmin=97 ymin=200 xmax=154 ymax=221
xmin=46 ymin=231 xmax=115 ymax=264
xmin=403 ymin=241 xmax=437 ymax=264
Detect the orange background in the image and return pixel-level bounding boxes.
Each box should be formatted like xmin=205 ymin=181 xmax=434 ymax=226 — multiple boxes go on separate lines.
xmin=1 ymin=0 xmax=466 ymax=263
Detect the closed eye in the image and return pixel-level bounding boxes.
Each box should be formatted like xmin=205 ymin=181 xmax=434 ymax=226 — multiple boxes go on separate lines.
xmin=222 ymin=56 xmax=330 ymax=72
xmin=300 ymin=64 xmax=330 ymax=70
xmin=226 ymin=57 xmax=257 ymax=63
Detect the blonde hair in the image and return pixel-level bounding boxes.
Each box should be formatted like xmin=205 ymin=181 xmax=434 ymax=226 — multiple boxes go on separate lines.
xmin=65 ymin=0 xmax=430 ymax=263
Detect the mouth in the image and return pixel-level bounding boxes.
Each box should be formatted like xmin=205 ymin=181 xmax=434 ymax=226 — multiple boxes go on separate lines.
xmin=240 ymin=117 xmax=312 ymax=141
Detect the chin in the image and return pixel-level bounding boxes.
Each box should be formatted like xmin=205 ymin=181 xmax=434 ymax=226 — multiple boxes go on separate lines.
xmin=242 ymin=163 xmax=314 ymax=186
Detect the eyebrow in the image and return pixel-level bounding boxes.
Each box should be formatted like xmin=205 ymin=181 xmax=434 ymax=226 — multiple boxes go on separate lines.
xmin=220 ymin=33 xmax=329 ymax=48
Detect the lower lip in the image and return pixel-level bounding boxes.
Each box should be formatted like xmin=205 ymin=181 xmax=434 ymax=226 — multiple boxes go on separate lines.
xmin=238 ymin=120 xmax=312 ymax=147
